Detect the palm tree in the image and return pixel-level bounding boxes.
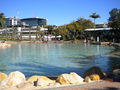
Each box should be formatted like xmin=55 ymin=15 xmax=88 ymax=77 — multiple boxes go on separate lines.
xmin=90 ymin=13 xmax=100 ymax=42
xmin=90 ymin=13 xmax=100 ymax=30
xmin=0 ymin=13 xmax=5 ymax=28
xmin=29 ymin=27 xmax=31 ymax=41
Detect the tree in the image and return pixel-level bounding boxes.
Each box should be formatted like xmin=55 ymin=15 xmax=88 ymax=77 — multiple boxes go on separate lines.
xmin=0 ymin=13 xmax=5 ymax=28
xmin=90 ymin=13 xmax=100 ymax=29
xmin=56 ymin=18 xmax=94 ymax=41
xmin=108 ymin=8 xmax=120 ymax=30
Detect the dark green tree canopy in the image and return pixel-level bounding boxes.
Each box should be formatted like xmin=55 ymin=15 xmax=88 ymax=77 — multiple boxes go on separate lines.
xmin=108 ymin=8 xmax=120 ymax=30
xmin=90 ymin=13 xmax=100 ymax=19
xmin=0 ymin=13 xmax=5 ymax=28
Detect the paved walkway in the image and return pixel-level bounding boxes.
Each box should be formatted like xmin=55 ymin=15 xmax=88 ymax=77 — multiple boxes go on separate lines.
xmin=42 ymin=81 xmax=120 ymax=90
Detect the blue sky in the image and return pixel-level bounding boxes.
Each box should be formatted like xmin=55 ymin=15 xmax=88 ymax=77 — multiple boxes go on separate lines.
xmin=0 ymin=0 xmax=120 ymax=25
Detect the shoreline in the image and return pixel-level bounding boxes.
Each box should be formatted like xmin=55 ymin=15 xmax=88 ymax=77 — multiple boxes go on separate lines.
xmin=2 ymin=40 xmax=120 ymax=46
xmin=0 ymin=40 xmax=84 ymax=44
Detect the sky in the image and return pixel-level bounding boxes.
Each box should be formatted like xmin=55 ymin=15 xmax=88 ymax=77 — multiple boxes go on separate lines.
xmin=0 ymin=0 xmax=120 ymax=26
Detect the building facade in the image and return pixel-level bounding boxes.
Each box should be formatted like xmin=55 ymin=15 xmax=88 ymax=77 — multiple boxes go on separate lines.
xmin=21 ymin=17 xmax=47 ymax=27
xmin=84 ymin=23 xmax=114 ymax=42
xmin=6 ymin=17 xmax=18 ymax=27
xmin=5 ymin=17 xmax=28 ymax=27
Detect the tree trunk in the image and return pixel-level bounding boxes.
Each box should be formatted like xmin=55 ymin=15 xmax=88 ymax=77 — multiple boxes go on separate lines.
xmin=29 ymin=29 xmax=31 ymax=41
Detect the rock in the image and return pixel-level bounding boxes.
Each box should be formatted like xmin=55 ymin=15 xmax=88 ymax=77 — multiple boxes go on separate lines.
xmin=84 ymin=76 xmax=91 ymax=82
xmin=56 ymin=72 xmax=84 ymax=85
xmin=0 ymin=71 xmax=26 ymax=87
xmin=83 ymin=66 xmax=105 ymax=79
xmin=69 ymin=72 xmax=84 ymax=84
xmin=101 ymin=42 xmax=110 ymax=45
xmin=113 ymin=69 xmax=120 ymax=76
xmin=49 ymin=82 xmax=61 ymax=87
xmin=89 ymin=74 xmax=100 ymax=81
xmin=27 ymin=76 xmax=40 ymax=83
xmin=37 ymin=76 xmax=55 ymax=86
xmin=56 ymin=73 xmax=70 ymax=85
xmin=0 ymin=72 xmax=8 ymax=82
xmin=27 ymin=76 xmax=55 ymax=86
xmin=113 ymin=69 xmax=120 ymax=82
xmin=16 ymin=82 xmax=33 ymax=89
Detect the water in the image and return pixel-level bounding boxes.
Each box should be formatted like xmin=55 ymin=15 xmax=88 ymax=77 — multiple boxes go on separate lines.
xmin=0 ymin=43 xmax=118 ymax=77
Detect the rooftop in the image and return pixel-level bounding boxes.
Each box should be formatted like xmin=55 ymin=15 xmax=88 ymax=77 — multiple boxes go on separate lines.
xmin=21 ymin=17 xmax=47 ymax=20
xmin=85 ymin=28 xmax=112 ymax=31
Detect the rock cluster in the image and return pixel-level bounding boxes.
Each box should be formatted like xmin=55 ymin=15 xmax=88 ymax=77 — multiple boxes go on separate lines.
xmin=0 ymin=43 xmax=11 ymax=48
xmin=0 ymin=71 xmax=85 ymax=89
xmin=0 ymin=67 xmax=104 ymax=89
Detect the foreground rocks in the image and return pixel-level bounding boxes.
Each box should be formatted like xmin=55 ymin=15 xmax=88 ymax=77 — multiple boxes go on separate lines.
xmin=0 ymin=69 xmax=105 ymax=90
xmin=0 ymin=71 xmax=86 ymax=89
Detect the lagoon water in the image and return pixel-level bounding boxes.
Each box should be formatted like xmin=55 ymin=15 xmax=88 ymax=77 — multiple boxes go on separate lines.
xmin=0 ymin=43 xmax=118 ymax=77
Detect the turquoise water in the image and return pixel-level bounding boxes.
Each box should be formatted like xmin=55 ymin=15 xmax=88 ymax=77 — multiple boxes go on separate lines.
xmin=0 ymin=43 xmax=116 ymax=77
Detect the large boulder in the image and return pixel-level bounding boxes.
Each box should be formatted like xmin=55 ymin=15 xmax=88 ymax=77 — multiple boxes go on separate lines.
xmin=27 ymin=76 xmax=55 ymax=86
xmin=0 ymin=71 xmax=26 ymax=87
xmin=0 ymin=72 xmax=8 ymax=82
xmin=83 ymin=66 xmax=105 ymax=79
xmin=56 ymin=72 xmax=84 ymax=85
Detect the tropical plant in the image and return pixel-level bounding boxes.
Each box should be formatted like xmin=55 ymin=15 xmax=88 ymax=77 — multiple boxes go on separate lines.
xmin=90 ymin=13 xmax=100 ymax=29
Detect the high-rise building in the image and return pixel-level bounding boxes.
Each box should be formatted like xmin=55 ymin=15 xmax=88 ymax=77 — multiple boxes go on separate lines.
xmin=21 ymin=17 xmax=47 ymax=27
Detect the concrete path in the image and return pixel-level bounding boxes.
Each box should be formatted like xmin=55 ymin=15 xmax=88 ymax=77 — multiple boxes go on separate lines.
xmin=41 ymin=81 xmax=120 ymax=90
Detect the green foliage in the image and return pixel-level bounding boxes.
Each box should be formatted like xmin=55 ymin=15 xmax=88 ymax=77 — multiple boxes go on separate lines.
xmin=89 ymin=13 xmax=100 ymax=29
xmin=0 ymin=13 xmax=5 ymax=28
xmin=90 ymin=13 xmax=100 ymax=19
xmin=55 ymin=18 xmax=94 ymax=41
xmin=108 ymin=8 xmax=120 ymax=30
